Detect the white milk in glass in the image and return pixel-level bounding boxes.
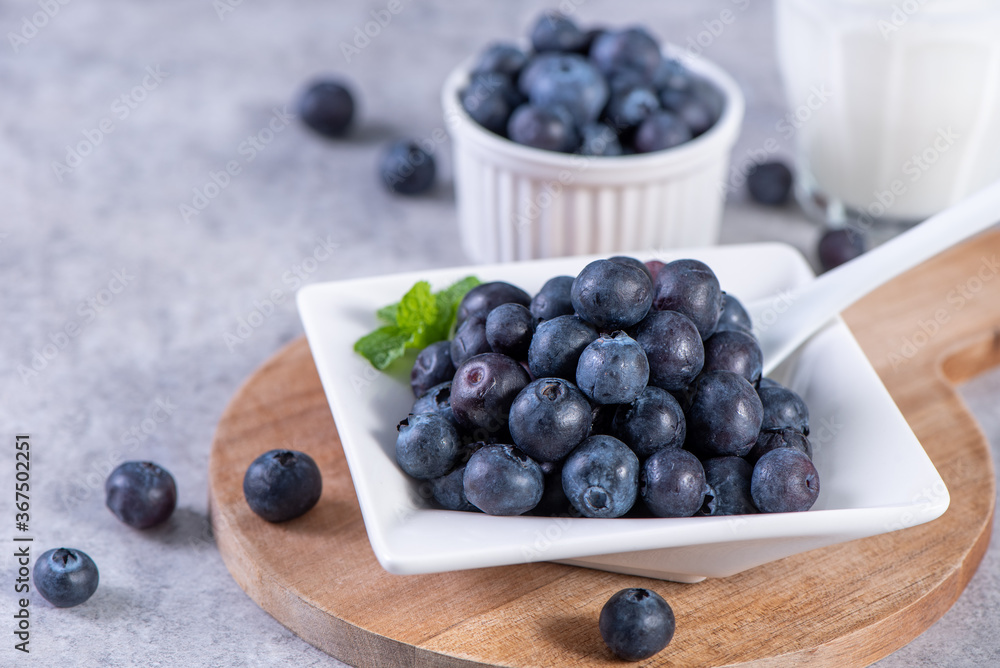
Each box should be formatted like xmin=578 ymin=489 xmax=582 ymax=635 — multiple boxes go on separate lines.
xmin=775 ymin=0 xmax=1000 ymax=225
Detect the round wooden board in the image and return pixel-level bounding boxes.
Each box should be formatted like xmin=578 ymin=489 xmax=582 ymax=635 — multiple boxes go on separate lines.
xmin=208 ymin=230 xmax=1000 ymax=668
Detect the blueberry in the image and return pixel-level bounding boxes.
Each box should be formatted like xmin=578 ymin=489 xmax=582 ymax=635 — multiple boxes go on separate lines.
xmin=751 ymin=448 xmax=820 ymax=513
xmin=395 ymin=413 xmax=462 ymax=480
xmin=463 ymin=444 xmax=543 ymax=515
xmin=411 ymin=341 xmax=454 ymax=397
xmin=412 ymin=381 xmax=454 ymax=422
xmin=431 ymin=465 xmax=478 ymax=512
xmin=528 ymin=315 xmax=599 ymax=380
xmin=589 ymin=402 xmax=618 ymax=437
xmin=576 ymin=332 xmax=649 ymax=405
xmin=571 ymin=258 xmax=653 ymax=329
xmin=461 ymin=72 xmax=514 ymax=135
xmin=590 ymin=28 xmax=662 ymax=82
xmin=612 ymin=386 xmax=686 ymax=458
xmin=473 ymin=42 xmax=528 ymax=78
xmin=450 ymin=352 xmax=530 ymax=432
xmin=297 ymin=79 xmax=354 ymax=138
xmin=105 ymin=461 xmax=177 ymax=529
xmin=699 ymin=457 xmax=758 ymax=516
xmin=507 ymin=103 xmax=579 ymax=153
xmin=609 ymin=255 xmax=653 ymax=281
xmin=644 ymin=259 xmax=665 ymax=280
xmin=758 ymin=376 xmax=783 ymax=390
xmin=509 ymin=377 xmax=592 ymax=462
xmin=701 ymin=329 xmax=763 ymax=385
xmin=530 ymin=275 xmax=576 ymax=321
xmin=604 ymin=85 xmax=661 ymax=130
xmin=660 ymin=76 xmax=723 ymax=136
xmin=634 ymin=110 xmax=692 ymax=152
xmin=746 ymin=428 xmax=813 ymax=465
xmin=524 ymin=53 xmax=608 ymax=128
xmin=530 ymin=11 xmax=587 ymax=53
xmin=651 ymin=258 xmax=723 ymax=339
xmin=641 ymin=447 xmax=707 ymax=518
xmin=531 ymin=461 xmax=573 ymax=516
xmin=747 ymin=161 xmax=793 ymax=206
xmin=716 ymin=293 xmax=753 ymax=333
xmin=456 ymin=281 xmax=532 ymax=328
xmin=652 ymin=57 xmax=691 ymax=92
xmin=243 ymin=449 xmax=323 ymax=522
xmin=660 ymin=91 xmax=715 ymax=136
xmin=818 ymin=227 xmax=866 ymax=271
xmin=599 ymin=588 xmax=675 ymax=661
xmin=578 ymin=123 xmax=623 ymax=156
xmin=34 ymin=548 xmax=99 ymax=608
xmin=758 ymin=385 xmax=809 ymax=434
xmin=562 ymin=435 xmax=639 ymax=518
xmin=632 ymin=310 xmax=704 ymax=391
xmin=451 ymin=312 xmax=492 ymax=367
xmin=485 ymin=303 xmax=535 ymax=359
xmin=379 ymin=140 xmax=436 ymax=195
xmin=686 ymin=370 xmax=763 ymax=458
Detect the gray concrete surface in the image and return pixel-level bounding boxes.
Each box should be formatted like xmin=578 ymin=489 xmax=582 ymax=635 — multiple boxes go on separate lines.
xmin=0 ymin=0 xmax=994 ymax=665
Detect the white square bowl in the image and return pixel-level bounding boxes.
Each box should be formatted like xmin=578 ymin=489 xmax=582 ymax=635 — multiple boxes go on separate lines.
xmin=297 ymin=244 xmax=949 ymax=583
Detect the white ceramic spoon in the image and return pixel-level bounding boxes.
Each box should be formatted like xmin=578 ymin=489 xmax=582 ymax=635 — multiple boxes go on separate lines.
xmin=749 ymin=180 xmax=1000 ymax=376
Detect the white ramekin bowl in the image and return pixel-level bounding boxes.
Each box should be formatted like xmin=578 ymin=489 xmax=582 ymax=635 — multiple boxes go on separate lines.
xmin=442 ymin=47 xmax=745 ymax=263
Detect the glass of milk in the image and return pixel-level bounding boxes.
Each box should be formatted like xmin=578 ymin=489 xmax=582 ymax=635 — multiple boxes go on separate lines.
xmin=775 ymin=0 xmax=1000 ymax=233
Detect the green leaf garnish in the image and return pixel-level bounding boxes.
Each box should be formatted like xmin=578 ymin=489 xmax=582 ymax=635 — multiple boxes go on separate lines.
xmin=353 ymin=275 xmax=480 ymax=370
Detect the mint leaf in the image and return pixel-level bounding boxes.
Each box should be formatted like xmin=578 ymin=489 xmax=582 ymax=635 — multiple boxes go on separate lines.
xmin=353 ymin=325 xmax=410 ymax=370
xmin=376 ymin=302 xmax=399 ymax=325
xmin=433 ymin=276 xmax=480 ymax=337
xmin=396 ymin=281 xmax=437 ymax=333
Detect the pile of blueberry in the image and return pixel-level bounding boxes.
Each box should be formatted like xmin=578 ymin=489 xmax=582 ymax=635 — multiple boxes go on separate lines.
xmin=398 ymin=256 xmax=819 ymax=520
xmin=459 ymin=12 xmax=725 ymax=155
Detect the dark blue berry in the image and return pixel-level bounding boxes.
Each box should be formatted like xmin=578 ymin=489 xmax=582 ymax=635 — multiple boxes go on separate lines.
xmin=716 ymin=293 xmax=753 ymax=333
xmin=651 ymin=258 xmax=723 ymax=339
xmin=590 ymin=28 xmax=662 ymax=81
xmin=297 ymin=79 xmax=354 ymax=138
xmin=431 ymin=465 xmax=478 ymax=512
xmin=819 ymin=227 xmax=866 ymax=271
xmin=576 ymin=331 xmax=649 ymax=405
xmin=701 ymin=329 xmax=763 ymax=385
xmin=379 ymin=140 xmax=436 ymax=195
xmin=395 ymin=413 xmax=462 ymax=480
xmin=641 ymin=447 xmax=707 ymax=518
xmin=524 ymin=53 xmax=608 ymax=128
xmin=604 ymin=85 xmax=660 ymax=130
xmin=599 ymin=588 xmax=675 ymax=661
xmin=751 ymin=448 xmax=820 ymax=513
xmin=562 ymin=435 xmax=638 ymax=518
xmin=530 ymin=275 xmax=576 ymax=321
xmin=243 ymin=449 xmax=323 ymax=522
xmin=507 ymin=104 xmax=579 ymax=153
xmin=571 ymin=258 xmax=653 ymax=329
xmin=747 ymin=161 xmax=793 ymax=206
xmin=485 ymin=303 xmax=535 ymax=359
xmin=530 ymin=12 xmax=587 ymax=53
xmin=449 ymin=353 xmax=530 ymax=432
xmin=461 ymin=73 xmax=514 ymax=136
xmin=578 ymin=123 xmax=623 ymax=156
xmin=531 ymin=461 xmax=573 ymax=516
xmin=686 ymin=370 xmax=763 ymax=458
xmin=612 ymin=386 xmax=686 ymax=458
xmin=528 ymin=315 xmax=599 ymax=380
xmin=509 ymin=377 xmax=592 ymax=462
xmin=105 ymin=461 xmax=177 ymax=529
xmin=609 ymin=255 xmax=653 ymax=280
xmin=34 ymin=548 xmax=99 ymax=608
xmin=746 ymin=428 xmax=813 ymax=465
xmin=634 ymin=111 xmax=692 ymax=153
xmin=456 ymin=281 xmax=532 ymax=328
xmin=632 ymin=310 xmax=704 ymax=391
xmin=699 ymin=457 xmax=757 ymax=516
xmin=463 ymin=444 xmax=543 ymax=515
xmin=451 ymin=312 xmax=492 ymax=367
xmin=411 ymin=341 xmax=454 ymax=397
xmin=473 ymin=43 xmax=528 ymax=78
xmin=758 ymin=385 xmax=809 ymax=434
xmin=412 ymin=381 xmax=454 ymax=422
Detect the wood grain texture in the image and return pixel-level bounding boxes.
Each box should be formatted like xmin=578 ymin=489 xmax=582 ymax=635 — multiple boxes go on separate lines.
xmin=208 ymin=229 xmax=1000 ymax=668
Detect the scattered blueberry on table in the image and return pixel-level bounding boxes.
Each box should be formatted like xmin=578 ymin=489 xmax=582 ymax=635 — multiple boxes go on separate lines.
xmin=461 ymin=12 xmax=725 ymax=154
xmin=599 ymin=588 xmax=675 ymax=661
xmin=297 ymin=79 xmax=355 ymax=138
xmin=818 ymin=226 xmax=867 ymax=271
xmin=105 ymin=461 xmax=177 ymax=529
xmin=379 ymin=139 xmax=436 ymax=195
xmin=34 ymin=547 xmax=100 ymax=608
xmin=747 ymin=160 xmax=794 ymax=205
xmin=243 ymin=449 xmax=323 ymax=522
